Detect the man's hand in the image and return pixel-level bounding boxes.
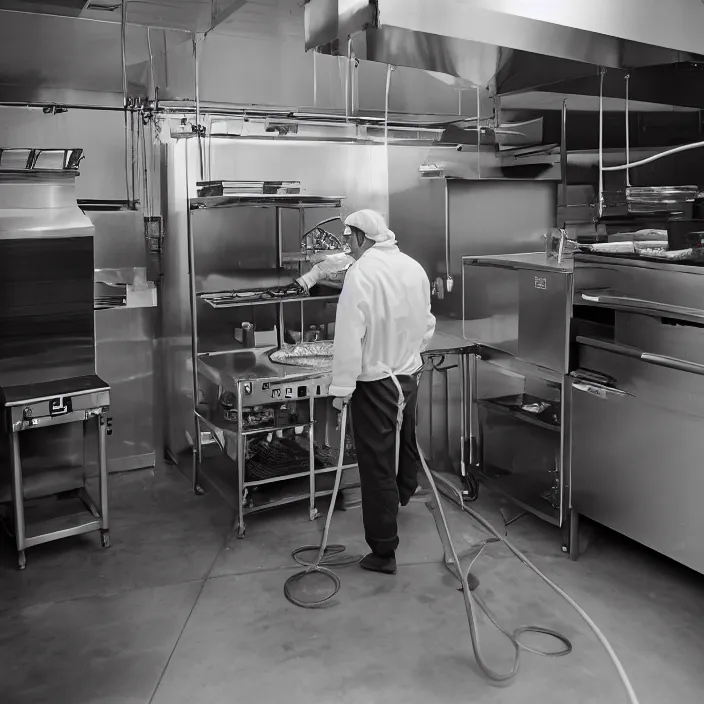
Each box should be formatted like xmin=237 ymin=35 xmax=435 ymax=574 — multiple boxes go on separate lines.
xmin=332 ymin=396 xmax=351 ymax=412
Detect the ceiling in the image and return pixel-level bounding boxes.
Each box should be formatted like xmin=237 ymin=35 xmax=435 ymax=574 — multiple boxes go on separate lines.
xmin=0 ymin=0 xmax=295 ymax=33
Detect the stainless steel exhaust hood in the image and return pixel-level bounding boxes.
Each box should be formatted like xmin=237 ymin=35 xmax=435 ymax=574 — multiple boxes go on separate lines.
xmin=305 ymin=0 xmax=702 ymax=97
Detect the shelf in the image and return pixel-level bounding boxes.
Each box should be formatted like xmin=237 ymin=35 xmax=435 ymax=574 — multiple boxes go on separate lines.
xmin=479 ymin=464 xmax=560 ymax=526
xmin=195 ymin=453 xmax=341 ymax=513
xmin=477 ymin=396 xmax=560 ymax=433
xmin=198 ymin=292 xmax=339 ymax=310
xmin=476 ymin=348 xmax=564 ymax=385
xmin=14 ymin=493 xmax=103 ymax=549
xmin=196 ymin=410 xmax=312 ymax=439
xmin=190 ymin=194 xmax=344 ymax=210
xmin=245 ymin=464 xmax=358 ymax=488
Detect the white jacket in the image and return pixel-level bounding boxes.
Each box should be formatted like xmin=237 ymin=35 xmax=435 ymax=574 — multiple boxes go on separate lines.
xmin=329 ymin=241 xmax=436 ymax=398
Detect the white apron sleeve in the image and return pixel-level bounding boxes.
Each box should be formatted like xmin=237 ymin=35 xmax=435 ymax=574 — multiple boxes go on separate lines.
xmin=419 ymin=274 xmax=436 ymax=352
xmin=329 ymin=268 xmax=367 ymax=397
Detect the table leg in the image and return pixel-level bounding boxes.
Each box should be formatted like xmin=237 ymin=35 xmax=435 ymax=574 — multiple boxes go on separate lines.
xmin=9 ymin=432 xmax=26 ymax=569
xmin=569 ymin=509 xmax=580 ymax=561
xmin=309 ymin=395 xmax=317 ymax=521
xmin=236 ymin=387 xmax=246 ymax=539
xmin=98 ymin=414 xmax=111 ymax=548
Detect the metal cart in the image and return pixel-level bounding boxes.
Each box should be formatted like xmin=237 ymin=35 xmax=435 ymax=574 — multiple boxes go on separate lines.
xmin=1 ymin=376 xmax=111 ymax=569
xmin=186 ymin=192 xmax=354 ymax=537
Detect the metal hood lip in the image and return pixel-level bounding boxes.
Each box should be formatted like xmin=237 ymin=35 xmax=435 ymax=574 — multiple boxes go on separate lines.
xmin=371 ymin=0 xmax=700 ymax=70
xmin=306 ymin=0 xmax=703 ymax=101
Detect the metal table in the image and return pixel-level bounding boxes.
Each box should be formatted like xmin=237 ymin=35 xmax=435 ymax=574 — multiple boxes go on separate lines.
xmin=1 ymin=375 xmax=111 ymax=569
xmin=194 ymin=348 xmax=355 ymax=538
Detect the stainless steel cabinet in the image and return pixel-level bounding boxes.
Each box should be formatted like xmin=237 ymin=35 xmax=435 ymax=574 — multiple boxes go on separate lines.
xmin=571 ymin=351 xmax=704 ymax=574
xmin=571 ymin=253 xmax=704 ymax=573
xmin=462 ymin=253 xmax=573 ymax=530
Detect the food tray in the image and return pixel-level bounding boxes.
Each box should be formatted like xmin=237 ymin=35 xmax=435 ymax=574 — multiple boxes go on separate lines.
xmin=269 ymin=342 xmax=334 ymax=370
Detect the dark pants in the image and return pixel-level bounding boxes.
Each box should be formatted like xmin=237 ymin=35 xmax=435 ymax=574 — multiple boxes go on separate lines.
xmin=350 ymin=375 xmax=421 ymax=558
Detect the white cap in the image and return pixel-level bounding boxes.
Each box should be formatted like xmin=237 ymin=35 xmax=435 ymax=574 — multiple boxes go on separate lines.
xmin=344 ymin=210 xmax=396 ymax=243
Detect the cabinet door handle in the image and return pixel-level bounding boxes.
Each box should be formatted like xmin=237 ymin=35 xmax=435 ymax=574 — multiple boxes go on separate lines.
xmin=572 ymin=381 xmax=630 ymax=399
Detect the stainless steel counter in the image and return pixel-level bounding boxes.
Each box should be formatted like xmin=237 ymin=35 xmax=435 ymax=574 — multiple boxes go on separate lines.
xmin=463 ymin=251 xmax=574 ymax=273
xmin=570 ymin=254 xmax=704 ymax=573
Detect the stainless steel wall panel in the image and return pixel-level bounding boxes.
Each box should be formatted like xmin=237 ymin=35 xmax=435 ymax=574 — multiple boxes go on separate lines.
xmin=387 ymin=145 xmax=446 ymax=277
xmin=90 ymin=211 xmax=148 ymax=271
xmin=445 ymin=180 xmax=556 ymax=318
xmin=93 ymin=308 xmax=156 ymax=474
xmin=462 ymin=264 xmax=519 ymax=357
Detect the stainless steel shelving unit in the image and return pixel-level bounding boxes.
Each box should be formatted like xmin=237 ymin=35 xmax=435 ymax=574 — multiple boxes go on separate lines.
xmin=186 ymin=193 xmax=353 ymax=537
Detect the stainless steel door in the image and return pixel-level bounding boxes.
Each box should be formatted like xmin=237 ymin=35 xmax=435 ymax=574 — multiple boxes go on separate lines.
xmin=571 ymin=355 xmax=704 ymax=575
xmin=518 ymin=268 xmax=570 ymax=373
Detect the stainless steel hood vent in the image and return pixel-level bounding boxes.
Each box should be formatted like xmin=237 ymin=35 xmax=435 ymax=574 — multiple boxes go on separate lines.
xmin=0 ymin=149 xmax=93 ymax=240
xmin=305 ymin=0 xmax=703 ymax=100
xmin=0 ymin=0 xmax=88 ymax=17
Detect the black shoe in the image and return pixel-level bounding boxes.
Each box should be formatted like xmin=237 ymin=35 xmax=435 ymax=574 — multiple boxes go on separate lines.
xmin=360 ymin=553 xmax=397 ymax=575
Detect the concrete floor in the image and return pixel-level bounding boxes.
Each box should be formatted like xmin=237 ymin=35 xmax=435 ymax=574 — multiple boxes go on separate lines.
xmin=1 ymin=466 xmax=703 ymax=704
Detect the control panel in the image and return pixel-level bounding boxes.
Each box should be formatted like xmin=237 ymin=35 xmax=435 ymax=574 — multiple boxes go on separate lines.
xmin=238 ymin=375 xmax=331 ymax=406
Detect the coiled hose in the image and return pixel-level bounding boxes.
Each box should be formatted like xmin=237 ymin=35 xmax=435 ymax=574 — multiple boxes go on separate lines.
xmin=283 ymin=397 xmax=640 ymax=704
xmin=284 ymin=404 xmax=361 ymax=608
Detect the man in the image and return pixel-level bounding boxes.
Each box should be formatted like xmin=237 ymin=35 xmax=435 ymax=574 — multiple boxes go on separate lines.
xmin=328 ymin=209 xmax=436 ymax=576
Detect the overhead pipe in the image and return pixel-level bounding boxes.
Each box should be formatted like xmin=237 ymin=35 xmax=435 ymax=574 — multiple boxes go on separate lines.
xmin=156 ymin=99 xmax=464 ymax=129
xmin=444 ymin=179 xmax=453 ymax=294
xmin=602 ymin=140 xmax=704 ymax=172
xmin=0 ymin=101 xmax=131 ymax=112
xmin=193 ymin=32 xmax=204 ymax=181
xmin=560 ymin=99 xmax=568 ymax=214
xmin=597 ymin=69 xmax=604 ymax=217
xmin=121 ymin=0 xmax=132 ymax=207
xmin=625 ymin=74 xmax=631 ymax=188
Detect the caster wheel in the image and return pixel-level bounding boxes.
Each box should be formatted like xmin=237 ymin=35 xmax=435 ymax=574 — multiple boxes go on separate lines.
xmin=194 ymin=485 xmax=205 ymax=496
xmin=310 ymin=509 xmax=319 ymax=521
xmin=236 ymin=527 xmax=246 ymax=539
xmin=18 ymin=551 xmax=26 ymax=570
xmin=101 ymin=531 xmax=111 ymax=548
xmin=561 ymin=545 xmax=568 ymax=553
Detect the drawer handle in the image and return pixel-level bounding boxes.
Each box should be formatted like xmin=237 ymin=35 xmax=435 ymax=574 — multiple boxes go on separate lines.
xmin=641 ymin=353 xmax=704 ymax=377
xmin=572 ymin=382 xmax=630 ymax=398
xmin=580 ymin=292 xmax=704 ymax=323
xmin=578 ymin=337 xmax=704 ymax=377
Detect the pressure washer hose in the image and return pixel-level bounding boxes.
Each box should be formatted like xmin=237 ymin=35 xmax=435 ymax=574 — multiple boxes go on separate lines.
xmin=284 ymin=395 xmax=640 ymax=704
xmin=284 ymin=404 xmax=359 ymax=608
